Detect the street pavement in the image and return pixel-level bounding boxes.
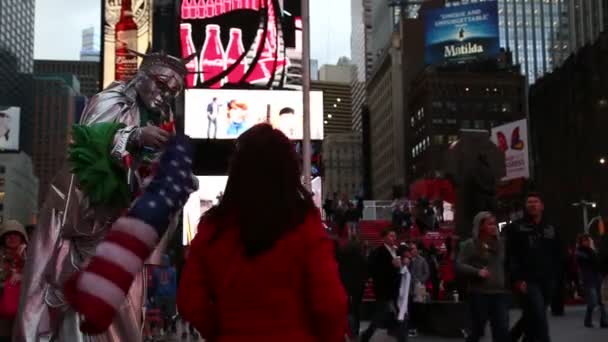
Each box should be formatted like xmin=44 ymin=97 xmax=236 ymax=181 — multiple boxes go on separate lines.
xmin=159 ymin=306 xmax=606 ymax=342
xmin=360 ymin=306 xmax=607 ymax=342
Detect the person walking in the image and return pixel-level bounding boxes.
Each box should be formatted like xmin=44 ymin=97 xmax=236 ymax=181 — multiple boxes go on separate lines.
xmin=177 ymin=124 xmax=347 ymax=342
xmin=576 ymin=234 xmax=607 ymax=328
xmin=360 ymin=229 xmax=402 ymax=342
xmin=457 ymin=212 xmax=509 ymax=342
xmin=408 ymin=242 xmax=430 ymax=337
xmin=0 ymin=220 xmax=28 ymax=342
xmin=152 ymin=254 xmax=178 ymax=335
xmin=336 ymin=235 xmax=368 ymax=339
xmin=505 ymin=193 xmax=562 ymax=342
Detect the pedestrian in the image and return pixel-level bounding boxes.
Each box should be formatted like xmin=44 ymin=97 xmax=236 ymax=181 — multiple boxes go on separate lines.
xmin=576 ymin=234 xmax=607 ymax=328
xmin=505 ymin=192 xmax=562 ymax=342
xmin=336 ymin=235 xmax=368 ymax=339
xmin=177 ymin=124 xmax=347 ymax=342
xmin=408 ymin=242 xmax=430 ymax=337
xmin=360 ymin=229 xmax=402 ymax=342
xmin=0 ymin=220 xmax=27 ymax=342
xmin=396 ymin=245 xmax=413 ymax=342
xmin=346 ymin=202 xmax=360 ymax=239
xmin=152 ymin=254 xmax=178 ymax=335
xmin=456 ymin=212 xmax=509 ymax=342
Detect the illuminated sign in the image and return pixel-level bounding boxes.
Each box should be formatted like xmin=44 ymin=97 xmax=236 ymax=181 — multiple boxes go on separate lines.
xmin=424 ymin=1 xmax=499 ymax=65
xmin=491 ymin=119 xmax=530 ymax=181
xmin=103 ymin=0 xmax=153 ymax=88
xmin=182 ymin=176 xmax=228 ymax=245
xmin=185 ymin=89 xmax=324 ymax=140
xmin=179 ymin=0 xmax=301 ymax=89
xmin=0 ymin=106 xmax=20 ymax=151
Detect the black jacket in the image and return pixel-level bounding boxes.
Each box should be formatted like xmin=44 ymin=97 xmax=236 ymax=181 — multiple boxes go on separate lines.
xmin=368 ymin=245 xmax=401 ymax=301
xmin=505 ymin=217 xmax=562 ymax=285
xmin=336 ymin=240 xmax=368 ymax=296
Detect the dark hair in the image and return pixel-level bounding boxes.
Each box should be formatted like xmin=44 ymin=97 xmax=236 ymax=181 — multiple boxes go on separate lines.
xmin=279 ymin=107 xmax=295 ymax=115
xmin=381 ymin=228 xmax=396 ymax=238
xmin=525 ymin=192 xmax=544 ymax=203
xmin=204 ymin=124 xmax=315 ymax=257
xmin=577 ymin=233 xmax=591 ymax=246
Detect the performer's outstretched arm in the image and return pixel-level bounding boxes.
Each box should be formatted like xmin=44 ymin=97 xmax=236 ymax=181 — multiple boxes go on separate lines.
xmin=63 ymin=135 xmax=197 ymax=334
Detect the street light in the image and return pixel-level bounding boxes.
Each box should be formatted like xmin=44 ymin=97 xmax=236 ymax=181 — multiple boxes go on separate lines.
xmin=600 ymin=158 xmax=606 ymax=165
xmin=572 ymin=200 xmax=598 ymax=233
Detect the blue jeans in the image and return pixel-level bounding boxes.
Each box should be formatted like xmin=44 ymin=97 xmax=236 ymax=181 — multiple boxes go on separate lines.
xmin=467 ymin=292 xmax=509 ymax=342
xmin=516 ymin=282 xmax=553 ymax=342
xmin=584 ymin=282 xmax=607 ymax=325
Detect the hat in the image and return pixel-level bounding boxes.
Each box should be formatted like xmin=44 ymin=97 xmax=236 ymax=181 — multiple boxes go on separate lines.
xmin=0 ymin=220 xmax=28 ymax=243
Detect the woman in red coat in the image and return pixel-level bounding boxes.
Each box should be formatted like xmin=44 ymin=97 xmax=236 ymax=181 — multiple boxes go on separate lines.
xmin=177 ymin=124 xmax=347 ymax=342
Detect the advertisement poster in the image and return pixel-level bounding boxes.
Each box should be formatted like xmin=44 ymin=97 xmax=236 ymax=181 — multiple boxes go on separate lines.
xmin=182 ymin=176 xmax=228 ymax=245
xmin=0 ymin=107 xmax=20 ymax=151
xmin=184 ymin=89 xmax=324 ymax=140
xmin=103 ymin=0 xmax=153 ymax=88
xmin=424 ymin=1 xmax=499 ymax=65
xmin=491 ymin=119 xmax=530 ymax=181
xmin=179 ymin=0 xmax=301 ymax=89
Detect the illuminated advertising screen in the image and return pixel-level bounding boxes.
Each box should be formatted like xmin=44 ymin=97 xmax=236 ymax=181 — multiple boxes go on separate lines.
xmin=424 ymin=1 xmax=499 ymax=65
xmin=491 ymin=119 xmax=530 ymax=181
xmin=179 ymin=0 xmax=301 ymax=89
xmin=0 ymin=107 xmax=20 ymax=151
xmin=103 ymin=0 xmax=153 ymax=88
xmin=183 ymin=176 xmax=228 ymax=245
xmin=184 ymin=89 xmax=324 ymax=140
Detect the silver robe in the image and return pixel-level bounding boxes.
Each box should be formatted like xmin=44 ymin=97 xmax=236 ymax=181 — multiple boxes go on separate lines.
xmin=14 ymin=82 xmax=176 ymax=342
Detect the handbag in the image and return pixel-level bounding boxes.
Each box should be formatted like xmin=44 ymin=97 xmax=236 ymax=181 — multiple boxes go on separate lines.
xmin=0 ymin=281 xmax=20 ymax=318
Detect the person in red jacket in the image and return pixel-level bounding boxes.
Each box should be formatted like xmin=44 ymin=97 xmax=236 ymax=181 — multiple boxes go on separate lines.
xmin=177 ymin=123 xmax=348 ymax=342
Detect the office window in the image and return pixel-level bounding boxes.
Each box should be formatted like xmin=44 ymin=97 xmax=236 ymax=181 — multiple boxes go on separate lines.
xmin=433 ymin=135 xmax=445 ymax=145
xmin=461 ymin=120 xmax=471 ymax=129
xmin=473 ymin=120 xmax=485 ymax=129
xmin=448 ymin=135 xmax=458 ymax=144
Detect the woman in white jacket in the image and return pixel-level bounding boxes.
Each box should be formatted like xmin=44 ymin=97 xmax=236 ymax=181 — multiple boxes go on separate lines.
xmin=396 ymin=246 xmax=412 ymax=342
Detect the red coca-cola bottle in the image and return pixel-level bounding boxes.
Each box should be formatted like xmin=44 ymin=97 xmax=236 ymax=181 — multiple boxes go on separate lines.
xmin=200 ymin=24 xmax=226 ymax=89
xmin=180 ymin=23 xmax=199 ymax=88
xmin=181 ymin=0 xmax=191 ymax=19
xmin=115 ymin=0 xmax=138 ymax=82
xmin=246 ymin=28 xmax=270 ymax=84
xmin=225 ymin=28 xmax=246 ymax=84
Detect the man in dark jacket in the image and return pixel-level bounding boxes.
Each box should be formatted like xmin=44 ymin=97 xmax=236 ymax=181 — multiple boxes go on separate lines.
xmin=336 ymin=235 xmax=368 ymax=338
xmin=505 ymin=193 xmax=562 ymax=342
xmin=361 ymin=229 xmax=402 ymax=342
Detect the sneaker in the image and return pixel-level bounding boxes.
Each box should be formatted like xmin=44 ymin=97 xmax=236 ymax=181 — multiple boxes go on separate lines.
xmin=181 ymin=332 xmax=188 ymax=340
xmin=408 ymin=329 xmax=418 ymax=337
xmin=584 ymin=322 xmax=594 ymax=328
xmin=600 ymin=323 xmax=608 ymax=329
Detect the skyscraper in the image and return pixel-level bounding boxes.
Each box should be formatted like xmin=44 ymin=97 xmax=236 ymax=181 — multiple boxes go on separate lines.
xmin=80 ymin=27 xmax=101 ymax=62
xmin=0 ymin=0 xmax=35 ymax=73
xmin=447 ymin=0 xmax=606 ymax=83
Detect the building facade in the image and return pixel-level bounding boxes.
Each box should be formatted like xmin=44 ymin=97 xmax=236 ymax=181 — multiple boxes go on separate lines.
xmin=311 ymin=80 xmax=353 ymax=135
xmin=407 ymin=64 xmax=526 ymax=180
xmin=318 ymin=63 xmax=355 ymax=84
xmin=322 ymin=133 xmax=363 ymax=200
xmin=0 ymin=0 xmax=35 ymax=73
xmin=32 ymin=75 xmax=78 ymax=204
xmin=34 ymin=60 xmax=101 ymax=98
xmin=529 ymin=31 xmax=608 ymax=242
xmin=0 ymin=152 xmax=38 ymax=226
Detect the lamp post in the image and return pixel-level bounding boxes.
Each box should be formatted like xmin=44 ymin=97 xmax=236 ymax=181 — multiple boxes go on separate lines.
xmin=302 ymin=0 xmax=311 ymax=191
xmin=572 ymin=200 xmax=597 ymax=233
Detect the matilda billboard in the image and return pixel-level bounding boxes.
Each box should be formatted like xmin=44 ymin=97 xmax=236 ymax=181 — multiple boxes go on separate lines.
xmin=424 ymin=1 xmax=499 ymax=65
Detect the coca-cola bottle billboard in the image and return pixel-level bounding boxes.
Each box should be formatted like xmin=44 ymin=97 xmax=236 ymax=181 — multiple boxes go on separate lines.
xmin=200 ymin=24 xmax=226 ymax=89
xmin=115 ymin=0 xmax=138 ymax=82
xmin=179 ymin=0 xmax=298 ymax=89
xmin=225 ymin=28 xmax=247 ymax=84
